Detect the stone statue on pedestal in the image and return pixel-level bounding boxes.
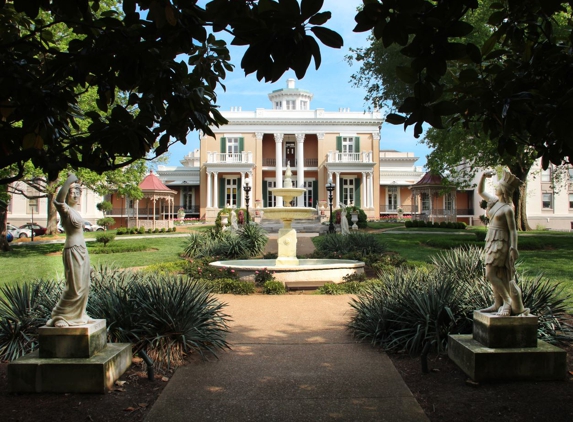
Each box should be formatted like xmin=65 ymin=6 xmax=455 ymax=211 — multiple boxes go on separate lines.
xmin=47 ymin=174 xmax=93 ymax=327
xmin=478 ymin=170 xmax=528 ymax=316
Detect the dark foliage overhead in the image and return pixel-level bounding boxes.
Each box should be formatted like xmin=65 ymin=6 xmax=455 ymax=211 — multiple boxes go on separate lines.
xmin=0 ymin=0 xmax=342 ymax=183
xmin=353 ymin=0 xmax=573 ymax=169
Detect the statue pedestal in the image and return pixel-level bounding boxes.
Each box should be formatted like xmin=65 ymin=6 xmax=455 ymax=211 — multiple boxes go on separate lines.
xmin=448 ymin=311 xmax=566 ymax=381
xmin=8 ymin=320 xmax=131 ymax=393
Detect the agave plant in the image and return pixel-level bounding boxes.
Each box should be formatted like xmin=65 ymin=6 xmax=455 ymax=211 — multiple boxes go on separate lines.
xmin=87 ymin=264 xmax=141 ymax=344
xmin=238 ymin=223 xmax=268 ymax=257
xmin=130 ymin=273 xmax=231 ymax=369
xmin=0 ymin=279 xmax=62 ymax=361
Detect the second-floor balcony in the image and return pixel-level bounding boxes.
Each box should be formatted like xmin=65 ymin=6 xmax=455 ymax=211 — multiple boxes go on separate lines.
xmin=327 ymin=151 xmax=373 ymax=163
xmin=262 ymin=158 xmax=319 ymax=167
xmin=207 ymin=152 xmax=253 ymax=164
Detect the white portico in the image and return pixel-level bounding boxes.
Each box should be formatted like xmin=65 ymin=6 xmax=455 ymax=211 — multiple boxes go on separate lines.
xmin=198 ymin=79 xmax=384 ymax=222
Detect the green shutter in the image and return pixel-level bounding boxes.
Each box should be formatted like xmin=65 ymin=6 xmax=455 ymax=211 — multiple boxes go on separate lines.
xmin=312 ymin=181 xmax=318 ymax=208
xmin=355 ymin=137 xmax=360 ymax=153
xmin=355 ymin=178 xmax=361 ymax=208
xmin=220 ymin=137 xmax=226 ymax=153
xmin=339 ymin=181 xmax=343 ymax=205
xmin=262 ymin=181 xmax=268 ymax=207
xmin=239 ymin=137 xmax=244 ymax=152
xmin=218 ymin=178 xmax=225 ymax=208
xmin=236 ymin=179 xmax=241 ymax=206
xmin=336 ymin=136 xmax=342 ymax=151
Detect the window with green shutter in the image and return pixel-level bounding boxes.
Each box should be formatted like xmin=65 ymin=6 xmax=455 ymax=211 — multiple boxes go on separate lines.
xmin=355 ymin=178 xmax=361 ymax=208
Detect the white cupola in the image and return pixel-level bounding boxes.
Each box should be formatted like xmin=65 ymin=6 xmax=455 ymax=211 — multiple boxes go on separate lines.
xmin=268 ymin=78 xmax=314 ymax=110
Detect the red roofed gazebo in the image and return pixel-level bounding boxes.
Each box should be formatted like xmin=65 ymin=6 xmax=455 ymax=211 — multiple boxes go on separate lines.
xmin=410 ymin=172 xmax=457 ymax=223
xmin=133 ymin=171 xmax=176 ymax=230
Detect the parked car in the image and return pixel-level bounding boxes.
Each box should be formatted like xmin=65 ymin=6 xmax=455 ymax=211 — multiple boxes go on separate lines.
xmin=19 ymin=223 xmax=47 ymax=236
xmin=8 ymin=223 xmax=33 ymax=239
xmin=83 ymin=221 xmax=105 ymax=232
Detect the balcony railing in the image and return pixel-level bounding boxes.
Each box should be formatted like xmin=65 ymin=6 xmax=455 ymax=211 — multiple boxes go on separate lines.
xmin=109 ymin=205 xmax=200 ymax=217
xmin=207 ymin=151 xmax=253 ymax=163
xmin=379 ymin=206 xmax=474 ymax=215
xmin=379 ymin=205 xmax=419 ymax=213
xmin=327 ymin=151 xmax=373 ymax=163
xmin=262 ymin=158 xmax=318 ymax=167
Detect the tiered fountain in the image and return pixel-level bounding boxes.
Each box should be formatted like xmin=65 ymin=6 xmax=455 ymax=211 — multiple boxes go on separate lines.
xmin=210 ymin=164 xmax=364 ymax=286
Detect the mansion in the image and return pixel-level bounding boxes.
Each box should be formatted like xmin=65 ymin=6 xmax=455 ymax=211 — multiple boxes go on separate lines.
xmin=6 ymin=80 xmax=573 ymax=231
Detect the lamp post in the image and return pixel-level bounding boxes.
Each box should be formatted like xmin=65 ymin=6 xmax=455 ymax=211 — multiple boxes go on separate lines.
xmin=243 ymin=176 xmax=251 ymax=224
xmin=325 ymin=177 xmax=335 ymax=234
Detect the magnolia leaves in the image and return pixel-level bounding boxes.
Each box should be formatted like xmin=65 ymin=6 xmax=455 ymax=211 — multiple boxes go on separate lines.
xmin=229 ymin=0 xmax=343 ymax=82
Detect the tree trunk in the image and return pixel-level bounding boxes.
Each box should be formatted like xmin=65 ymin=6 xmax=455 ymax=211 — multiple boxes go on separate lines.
xmin=45 ymin=178 xmax=59 ymax=235
xmin=508 ymin=163 xmax=533 ymax=232
xmin=0 ymin=207 xmax=10 ymax=252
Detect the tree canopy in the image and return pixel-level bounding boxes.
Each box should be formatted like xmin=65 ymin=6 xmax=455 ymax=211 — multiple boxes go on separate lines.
xmin=0 ymin=0 xmax=342 ymax=184
xmin=353 ymin=0 xmax=573 ymax=169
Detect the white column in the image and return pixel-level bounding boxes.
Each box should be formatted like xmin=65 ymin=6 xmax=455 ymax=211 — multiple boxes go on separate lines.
xmin=335 ymin=172 xmax=340 ymax=207
xmin=369 ymin=171 xmax=374 ymax=209
xmin=296 ymin=133 xmax=305 ymax=206
xmin=206 ymin=171 xmax=212 ymax=208
xmin=362 ymin=172 xmax=367 ymax=209
xmin=274 ymin=133 xmax=284 ymax=206
xmin=213 ymin=172 xmax=219 ymax=209
xmin=240 ymin=172 xmax=246 ymax=208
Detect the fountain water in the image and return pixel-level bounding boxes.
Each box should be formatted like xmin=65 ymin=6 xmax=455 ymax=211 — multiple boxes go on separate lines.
xmin=210 ymin=163 xmax=364 ymax=286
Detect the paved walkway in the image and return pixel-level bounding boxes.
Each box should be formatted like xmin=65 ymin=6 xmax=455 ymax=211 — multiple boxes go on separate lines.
xmin=144 ymin=295 xmax=428 ymax=422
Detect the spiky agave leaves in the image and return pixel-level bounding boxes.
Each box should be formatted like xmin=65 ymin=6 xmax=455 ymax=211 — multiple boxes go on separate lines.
xmin=131 ymin=273 xmax=231 ymax=370
xmin=0 ymin=279 xmax=62 ymax=361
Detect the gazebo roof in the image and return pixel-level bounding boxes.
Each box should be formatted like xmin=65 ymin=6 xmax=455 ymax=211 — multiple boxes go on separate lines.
xmin=139 ymin=171 xmax=176 ymax=195
xmin=412 ymin=172 xmax=443 ymax=187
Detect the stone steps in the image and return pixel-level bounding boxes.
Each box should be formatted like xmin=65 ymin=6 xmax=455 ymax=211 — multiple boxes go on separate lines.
xmin=258 ymin=217 xmax=326 ymax=233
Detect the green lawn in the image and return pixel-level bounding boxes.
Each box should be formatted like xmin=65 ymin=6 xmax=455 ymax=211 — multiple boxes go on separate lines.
xmin=0 ymin=237 xmax=188 ymax=286
xmin=375 ymin=230 xmax=573 ymax=303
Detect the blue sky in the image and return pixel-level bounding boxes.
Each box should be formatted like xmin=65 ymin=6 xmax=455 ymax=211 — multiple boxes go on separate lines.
xmin=164 ymin=1 xmax=431 ymax=168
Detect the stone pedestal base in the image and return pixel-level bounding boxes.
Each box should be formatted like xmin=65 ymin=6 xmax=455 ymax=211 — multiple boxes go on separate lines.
xmin=8 ymin=343 xmax=132 ymax=393
xmin=448 ymin=335 xmax=566 ymax=381
xmin=8 ymin=320 xmax=132 ymax=393
xmin=39 ymin=319 xmax=107 ymax=358
xmin=473 ymin=311 xmax=538 ymax=348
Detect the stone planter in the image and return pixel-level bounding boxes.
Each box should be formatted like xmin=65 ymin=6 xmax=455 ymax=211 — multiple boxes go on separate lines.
xmin=350 ymin=211 xmax=359 ymax=230
xmin=220 ymin=213 xmax=229 ymax=230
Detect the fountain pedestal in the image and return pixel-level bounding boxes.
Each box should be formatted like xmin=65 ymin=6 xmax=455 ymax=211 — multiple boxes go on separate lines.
xmin=276 ymin=220 xmax=298 ymax=266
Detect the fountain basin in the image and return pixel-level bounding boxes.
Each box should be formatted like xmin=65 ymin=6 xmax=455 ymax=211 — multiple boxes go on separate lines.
xmin=209 ymin=259 xmax=364 ymax=285
xmin=261 ymin=206 xmax=314 ymax=221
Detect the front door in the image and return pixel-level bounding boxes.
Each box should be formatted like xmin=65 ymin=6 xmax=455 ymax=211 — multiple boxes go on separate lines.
xmin=285 ymin=141 xmax=295 ymax=167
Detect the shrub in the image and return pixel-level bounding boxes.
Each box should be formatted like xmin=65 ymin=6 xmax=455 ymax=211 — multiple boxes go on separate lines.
xmin=404 ymin=221 xmax=413 ymax=228
xmin=475 ymin=232 xmax=487 ymax=241
xmin=97 ymin=217 xmax=116 ymax=230
xmin=160 ymin=228 xmax=166 ymax=233
xmin=186 ymin=257 xmax=238 ymax=280
xmin=147 ymin=228 xmax=152 ymax=234
xmin=315 ymin=232 xmax=386 ymax=256
xmin=172 ymin=227 xmax=177 ymax=232
xmin=200 ymin=278 xmax=255 ymax=295
xmin=95 ymin=232 xmax=115 ymax=247
xmin=254 ymin=268 xmax=275 ymax=286
xmin=262 ymin=281 xmax=286 ymax=295
xmin=318 ymin=282 xmax=365 ymax=295
xmin=116 ymin=227 xmax=126 ymax=235
xmin=153 ymin=228 xmax=159 ymax=233
xmin=138 ymin=226 xmax=145 ymax=234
